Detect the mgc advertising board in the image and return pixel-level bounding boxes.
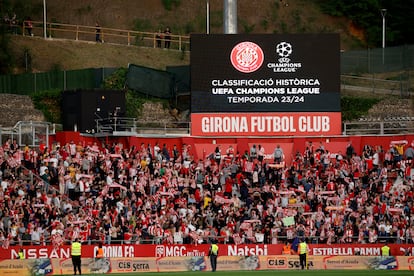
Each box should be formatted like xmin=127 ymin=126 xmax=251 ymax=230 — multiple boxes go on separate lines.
xmin=190 ymin=34 xmax=341 ymax=136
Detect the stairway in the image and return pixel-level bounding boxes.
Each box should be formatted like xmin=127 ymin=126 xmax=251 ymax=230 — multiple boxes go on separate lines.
xmin=0 ymin=94 xmax=45 ymax=127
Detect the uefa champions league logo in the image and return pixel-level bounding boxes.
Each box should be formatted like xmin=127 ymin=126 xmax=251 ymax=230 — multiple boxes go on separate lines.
xmin=276 ymin=42 xmax=292 ymax=62
xmin=267 ymin=41 xmax=301 ymax=72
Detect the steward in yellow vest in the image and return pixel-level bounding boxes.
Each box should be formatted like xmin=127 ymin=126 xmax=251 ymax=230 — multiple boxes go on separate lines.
xmin=17 ymin=248 xmax=25 ymax=259
xmin=209 ymin=240 xmax=219 ymax=272
xmin=71 ymin=239 xmax=82 ymax=275
xmin=298 ymin=238 xmax=309 ymax=270
xmin=381 ymin=243 xmax=391 ymax=256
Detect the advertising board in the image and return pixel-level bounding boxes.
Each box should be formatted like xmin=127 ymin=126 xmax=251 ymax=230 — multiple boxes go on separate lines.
xmin=190 ymin=34 xmax=341 ymax=136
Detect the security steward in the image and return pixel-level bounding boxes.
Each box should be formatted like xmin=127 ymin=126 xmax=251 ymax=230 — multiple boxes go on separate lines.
xmin=17 ymin=248 xmax=25 ymax=259
xmin=298 ymin=238 xmax=309 ymax=270
xmin=381 ymin=242 xmax=391 ymax=256
xmin=71 ymin=238 xmax=82 ymax=275
xmin=282 ymin=241 xmax=292 ymax=255
xmin=208 ymin=240 xmax=219 ymax=272
xmin=96 ymin=242 xmax=104 ymax=261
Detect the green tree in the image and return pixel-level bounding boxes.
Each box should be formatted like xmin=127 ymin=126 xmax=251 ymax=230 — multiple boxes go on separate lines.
xmin=317 ymin=0 xmax=414 ymax=47
xmin=0 ymin=0 xmax=14 ymax=74
xmin=383 ymin=1 xmax=414 ymax=46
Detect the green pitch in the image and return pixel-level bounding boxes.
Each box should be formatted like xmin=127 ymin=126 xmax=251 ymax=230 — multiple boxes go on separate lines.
xmin=66 ymin=270 xmax=413 ymax=276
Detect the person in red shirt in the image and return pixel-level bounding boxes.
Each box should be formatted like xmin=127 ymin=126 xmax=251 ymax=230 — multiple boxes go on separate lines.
xmin=224 ymin=176 xmax=234 ymax=198
xmin=326 ymin=181 xmax=336 ymax=191
xmin=236 ymin=171 xmax=244 ymax=186
xmin=194 ymin=188 xmax=201 ymax=203
xmin=124 ymin=228 xmax=133 ymax=244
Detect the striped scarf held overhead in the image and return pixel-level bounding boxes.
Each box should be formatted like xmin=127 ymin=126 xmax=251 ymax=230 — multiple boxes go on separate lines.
xmin=163 ymin=230 xmax=174 ymax=244
xmin=189 ymin=231 xmax=201 ymax=244
xmin=232 ymin=233 xmax=242 ymax=245
xmin=52 ymin=233 xmax=64 ymax=249
xmin=6 ymin=154 xmax=19 ymax=168
xmin=1 ymin=236 xmax=10 ymax=249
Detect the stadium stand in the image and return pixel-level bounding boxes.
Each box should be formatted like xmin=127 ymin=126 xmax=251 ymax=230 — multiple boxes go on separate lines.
xmin=0 ymin=138 xmax=413 ymax=248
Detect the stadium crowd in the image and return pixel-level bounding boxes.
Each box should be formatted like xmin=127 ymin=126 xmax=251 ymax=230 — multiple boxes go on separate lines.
xmin=0 ymin=137 xmax=413 ymax=248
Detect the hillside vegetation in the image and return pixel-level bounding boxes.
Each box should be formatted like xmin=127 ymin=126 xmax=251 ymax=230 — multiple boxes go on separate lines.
xmin=0 ymin=0 xmax=414 ymax=72
xmin=9 ymin=36 xmax=190 ymax=73
xmin=3 ymin=0 xmax=414 ymax=74
xmin=6 ymin=0 xmax=363 ymax=74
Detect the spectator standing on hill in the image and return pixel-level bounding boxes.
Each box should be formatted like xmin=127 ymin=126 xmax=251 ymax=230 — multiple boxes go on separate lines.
xmin=164 ymin=27 xmax=171 ymax=48
xmin=95 ymin=22 xmax=102 ymax=43
xmin=25 ymin=17 xmax=33 ymax=36
xmin=155 ymin=29 xmax=163 ymax=48
xmin=10 ymin=13 xmax=18 ymax=34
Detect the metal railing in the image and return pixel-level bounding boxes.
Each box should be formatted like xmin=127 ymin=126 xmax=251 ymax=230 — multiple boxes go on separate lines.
xmin=21 ymin=20 xmax=190 ymax=51
xmin=93 ymin=116 xmax=414 ymax=137
xmin=93 ymin=116 xmax=190 ymax=136
xmin=341 ymin=74 xmax=412 ymax=97
xmin=0 ymin=121 xmax=61 ymax=148
xmin=6 ymin=235 xmax=411 ymax=247
xmin=343 ymin=117 xmax=414 ymax=135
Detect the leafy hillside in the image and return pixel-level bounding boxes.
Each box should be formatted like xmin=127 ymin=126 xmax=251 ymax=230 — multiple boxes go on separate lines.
xmin=3 ymin=0 xmax=412 ymax=74
xmin=10 ymin=1 xmax=364 ymax=48
xmin=9 ymin=36 xmax=190 ymax=73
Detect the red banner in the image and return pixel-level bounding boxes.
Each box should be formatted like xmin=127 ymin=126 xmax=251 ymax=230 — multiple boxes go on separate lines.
xmin=1 ymin=243 xmax=413 ymax=260
xmin=191 ymin=112 xmax=342 ymax=136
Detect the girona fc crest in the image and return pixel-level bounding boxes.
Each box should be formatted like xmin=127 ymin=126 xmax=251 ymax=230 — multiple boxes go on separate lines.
xmin=230 ymin=41 xmax=264 ymax=73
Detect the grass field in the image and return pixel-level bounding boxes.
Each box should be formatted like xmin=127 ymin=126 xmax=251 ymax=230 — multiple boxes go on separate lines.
xmin=62 ymin=270 xmax=414 ymax=276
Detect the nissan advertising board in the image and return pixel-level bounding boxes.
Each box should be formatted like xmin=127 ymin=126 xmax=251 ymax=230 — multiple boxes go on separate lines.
xmin=190 ymin=34 xmax=341 ymax=136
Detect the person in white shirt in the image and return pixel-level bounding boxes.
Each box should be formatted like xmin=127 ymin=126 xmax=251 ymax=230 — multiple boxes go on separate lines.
xmin=258 ymin=145 xmax=265 ymax=164
xmin=106 ymin=172 xmax=114 ymax=185
xmin=173 ymin=229 xmax=184 ymax=244
xmin=39 ymin=161 xmax=49 ymax=176
xmin=373 ymin=149 xmax=380 ymax=171
xmin=51 ymin=193 xmax=60 ymax=207
xmin=49 ymin=153 xmax=58 ymax=168
xmin=336 ymin=151 xmax=344 ymax=162
xmin=31 ymin=227 xmax=41 ymax=245
xmin=78 ymin=179 xmax=85 ymax=194
xmin=1 ymin=180 xmax=8 ymax=192
xmin=62 ymin=199 xmax=73 ymax=213
xmin=69 ymin=141 xmax=77 ymax=157
xmin=154 ymin=143 xmax=160 ymax=160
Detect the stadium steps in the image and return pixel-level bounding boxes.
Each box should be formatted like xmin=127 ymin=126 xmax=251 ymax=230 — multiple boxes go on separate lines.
xmin=0 ymin=94 xmax=44 ymax=127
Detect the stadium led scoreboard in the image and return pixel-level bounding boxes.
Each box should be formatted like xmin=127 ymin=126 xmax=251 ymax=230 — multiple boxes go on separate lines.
xmin=190 ymin=34 xmax=341 ymax=136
